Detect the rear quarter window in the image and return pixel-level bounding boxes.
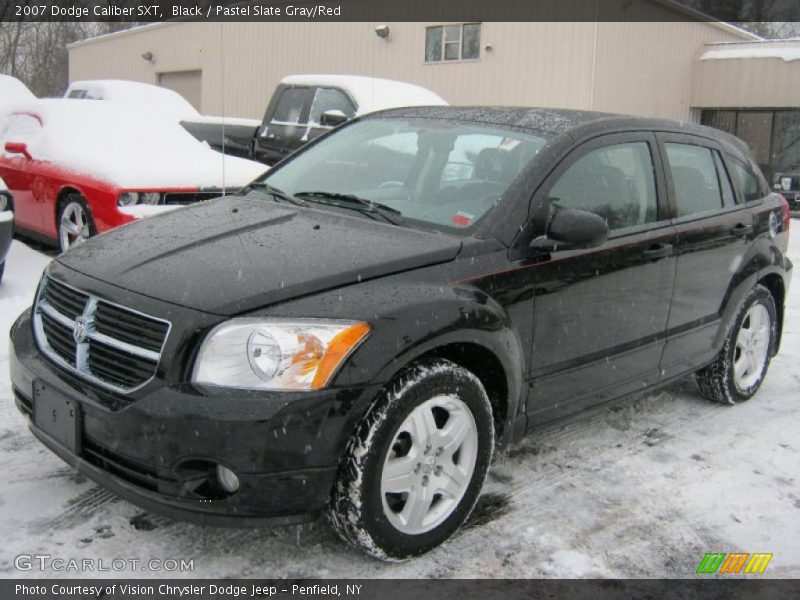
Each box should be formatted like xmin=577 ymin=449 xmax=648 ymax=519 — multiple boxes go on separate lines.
xmin=729 ymin=155 xmax=767 ymax=202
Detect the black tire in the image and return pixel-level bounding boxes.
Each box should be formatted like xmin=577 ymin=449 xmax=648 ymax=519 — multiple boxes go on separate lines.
xmin=695 ymin=284 xmax=777 ymax=405
xmin=0 ymin=261 xmax=4 ymax=284
xmin=328 ymin=358 xmax=494 ymax=561
xmin=0 ymin=191 xmax=12 ymax=213
xmin=57 ymin=194 xmax=96 ymax=253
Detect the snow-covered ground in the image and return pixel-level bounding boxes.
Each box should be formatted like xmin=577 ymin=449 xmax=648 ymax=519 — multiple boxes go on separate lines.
xmin=0 ymin=233 xmax=798 ymax=579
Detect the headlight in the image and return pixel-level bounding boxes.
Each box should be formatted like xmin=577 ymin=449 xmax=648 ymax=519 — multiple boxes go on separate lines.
xmin=140 ymin=192 xmax=161 ymax=205
xmin=192 ymin=319 xmax=370 ymax=391
xmin=781 ymin=177 xmax=793 ymax=192
xmin=118 ymin=192 xmax=139 ymax=206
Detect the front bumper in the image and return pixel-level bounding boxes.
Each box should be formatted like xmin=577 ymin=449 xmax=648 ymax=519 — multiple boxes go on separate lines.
xmin=10 ymin=309 xmax=382 ymax=527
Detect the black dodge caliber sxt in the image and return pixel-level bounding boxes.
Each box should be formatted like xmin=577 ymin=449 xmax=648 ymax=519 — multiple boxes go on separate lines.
xmin=9 ymin=107 xmax=793 ymax=560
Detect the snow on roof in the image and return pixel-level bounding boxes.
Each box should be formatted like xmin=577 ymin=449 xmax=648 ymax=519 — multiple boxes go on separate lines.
xmin=0 ymin=99 xmax=266 ymax=189
xmin=280 ymin=74 xmax=447 ymax=114
xmin=65 ymin=79 xmax=200 ymax=120
xmin=0 ymin=75 xmax=36 ymax=111
xmin=700 ymin=44 xmax=800 ymax=62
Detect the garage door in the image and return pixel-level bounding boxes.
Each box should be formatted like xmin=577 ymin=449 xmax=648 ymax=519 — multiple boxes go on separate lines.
xmin=158 ymin=70 xmax=202 ymax=111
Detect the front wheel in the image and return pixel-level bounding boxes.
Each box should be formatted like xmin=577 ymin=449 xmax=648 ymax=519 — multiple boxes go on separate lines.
xmin=696 ymin=284 xmax=777 ymax=404
xmin=329 ymin=359 xmax=494 ymax=560
xmin=58 ymin=195 xmax=95 ymax=253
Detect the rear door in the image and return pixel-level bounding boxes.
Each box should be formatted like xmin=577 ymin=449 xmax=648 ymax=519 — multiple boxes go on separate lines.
xmin=253 ymin=85 xmax=313 ymax=165
xmin=657 ymin=133 xmax=755 ymax=378
xmin=526 ymin=132 xmax=677 ymax=424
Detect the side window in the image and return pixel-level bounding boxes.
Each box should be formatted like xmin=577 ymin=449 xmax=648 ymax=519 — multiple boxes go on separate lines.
xmin=729 ymin=156 xmax=764 ymax=202
xmin=664 ymin=143 xmax=723 ymax=217
xmin=271 ymin=88 xmax=309 ymax=125
xmin=713 ymin=151 xmax=736 ymax=207
xmin=308 ymin=88 xmax=356 ymax=126
xmin=548 ymin=141 xmax=658 ymax=231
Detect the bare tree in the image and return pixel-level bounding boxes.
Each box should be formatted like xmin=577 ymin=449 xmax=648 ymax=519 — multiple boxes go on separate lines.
xmin=679 ymin=0 xmax=800 ymax=38
xmin=0 ymin=21 xmax=141 ymax=97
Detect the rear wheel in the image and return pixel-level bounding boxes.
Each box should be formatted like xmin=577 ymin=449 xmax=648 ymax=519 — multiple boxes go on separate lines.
xmin=328 ymin=358 xmax=494 ymax=560
xmin=696 ymin=284 xmax=777 ymax=404
xmin=58 ymin=195 xmax=95 ymax=253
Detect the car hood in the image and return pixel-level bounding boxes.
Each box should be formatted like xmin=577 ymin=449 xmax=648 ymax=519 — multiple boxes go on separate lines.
xmin=56 ymin=196 xmax=462 ymax=315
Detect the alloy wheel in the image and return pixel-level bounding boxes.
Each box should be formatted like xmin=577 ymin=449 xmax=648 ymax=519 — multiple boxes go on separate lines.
xmin=733 ymin=303 xmax=771 ymax=390
xmin=59 ymin=202 xmax=91 ymax=251
xmin=380 ymin=394 xmax=478 ymax=535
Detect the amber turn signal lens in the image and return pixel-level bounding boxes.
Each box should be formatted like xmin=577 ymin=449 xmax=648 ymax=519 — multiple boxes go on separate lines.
xmin=311 ymin=322 xmax=371 ymax=389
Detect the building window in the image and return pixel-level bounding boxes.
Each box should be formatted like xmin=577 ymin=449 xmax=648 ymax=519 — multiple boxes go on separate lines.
xmin=425 ymin=23 xmax=481 ymax=62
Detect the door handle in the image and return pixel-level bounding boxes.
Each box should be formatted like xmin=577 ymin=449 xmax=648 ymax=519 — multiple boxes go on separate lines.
xmin=642 ymin=243 xmax=673 ymax=260
xmin=730 ymin=223 xmax=753 ymax=237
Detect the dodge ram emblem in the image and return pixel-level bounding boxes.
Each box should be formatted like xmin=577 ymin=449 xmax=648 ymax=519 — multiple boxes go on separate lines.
xmin=73 ymin=317 xmax=88 ymax=344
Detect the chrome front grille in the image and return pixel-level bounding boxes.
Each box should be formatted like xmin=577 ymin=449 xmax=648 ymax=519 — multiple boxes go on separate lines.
xmin=33 ymin=276 xmax=170 ymax=392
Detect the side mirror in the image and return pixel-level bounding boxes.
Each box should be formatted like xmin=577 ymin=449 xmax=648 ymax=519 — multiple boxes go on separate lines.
xmin=4 ymin=141 xmax=31 ymax=160
xmin=530 ymin=205 xmax=608 ymax=252
xmin=320 ymin=110 xmax=348 ymax=127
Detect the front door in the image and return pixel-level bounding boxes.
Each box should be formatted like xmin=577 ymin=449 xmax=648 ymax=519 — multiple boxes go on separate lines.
xmin=306 ymin=87 xmax=356 ymax=143
xmin=525 ymin=133 xmax=677 ymax=424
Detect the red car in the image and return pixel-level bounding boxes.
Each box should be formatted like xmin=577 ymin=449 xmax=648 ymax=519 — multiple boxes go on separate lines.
xmin=0 ymin=100 xmax=266 ymax=252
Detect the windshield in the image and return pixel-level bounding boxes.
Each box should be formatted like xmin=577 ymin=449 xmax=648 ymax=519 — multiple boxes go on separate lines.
xmin=258 ymin=118 xmax=549 ymax=230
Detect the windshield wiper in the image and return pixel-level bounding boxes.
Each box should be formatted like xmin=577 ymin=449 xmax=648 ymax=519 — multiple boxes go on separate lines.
xmin=294 ymin=191 xmax=401 ymax=225
xmin=241 ymin=182 xmax=305 ymax=206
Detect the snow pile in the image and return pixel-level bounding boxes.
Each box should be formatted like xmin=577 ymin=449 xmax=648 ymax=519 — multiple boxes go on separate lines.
xmin=0 ymin=75 xmax=36 ymax=112
xmin=0 ymin=99 xmax=267 ymax=189
xmin=280 ymin=74 xmax=447 ymax=115
xmin=64 ymin=80 xmax=200 ymax=121
xmin=701 ymin=46 xmax=800 ymax=62
xmin=181 ymin=115 xmax=262 ymax=128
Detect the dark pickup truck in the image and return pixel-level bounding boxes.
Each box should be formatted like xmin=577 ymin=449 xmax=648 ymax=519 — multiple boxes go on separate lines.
xmin=181 ymin=74 xmax=446 ymax=165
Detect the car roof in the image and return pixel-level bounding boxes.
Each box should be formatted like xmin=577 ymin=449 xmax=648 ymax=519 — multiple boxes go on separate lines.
xmin=366 ymin=106 xmax=750 ymax=156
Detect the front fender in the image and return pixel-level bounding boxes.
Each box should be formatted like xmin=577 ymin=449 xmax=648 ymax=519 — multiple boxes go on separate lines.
xmin=260 ymin=279 xmax=526 ymax=446
xmin=346 ymin=284 xmax=525 ymax=445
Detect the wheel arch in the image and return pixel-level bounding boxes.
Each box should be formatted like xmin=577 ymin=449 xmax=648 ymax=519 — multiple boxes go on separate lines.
xmin=54 ymin=186 xmax=86 ymax=230
xmin=369 ymin=328 xmax=524 ymax=449
xmin=757 ymin=271 xmax=786 ymax=354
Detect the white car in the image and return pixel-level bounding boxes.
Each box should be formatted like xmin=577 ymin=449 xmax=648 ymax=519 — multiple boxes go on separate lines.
xmin=0 ymin=99 xmax=267 ymax=251
xmin=64 ymin=79 xmax=200 ymax=121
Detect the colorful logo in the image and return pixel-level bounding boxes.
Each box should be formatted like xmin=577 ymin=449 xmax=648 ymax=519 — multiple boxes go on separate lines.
xmin=696 ymin=552 xmax=773 ymax=574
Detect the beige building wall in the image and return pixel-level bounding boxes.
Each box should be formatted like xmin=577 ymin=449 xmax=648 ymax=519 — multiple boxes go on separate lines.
xmin=68 ymin=18 xmax=746 ymax=120
xmin=691 ymin=41 xmax=800 ymax=109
